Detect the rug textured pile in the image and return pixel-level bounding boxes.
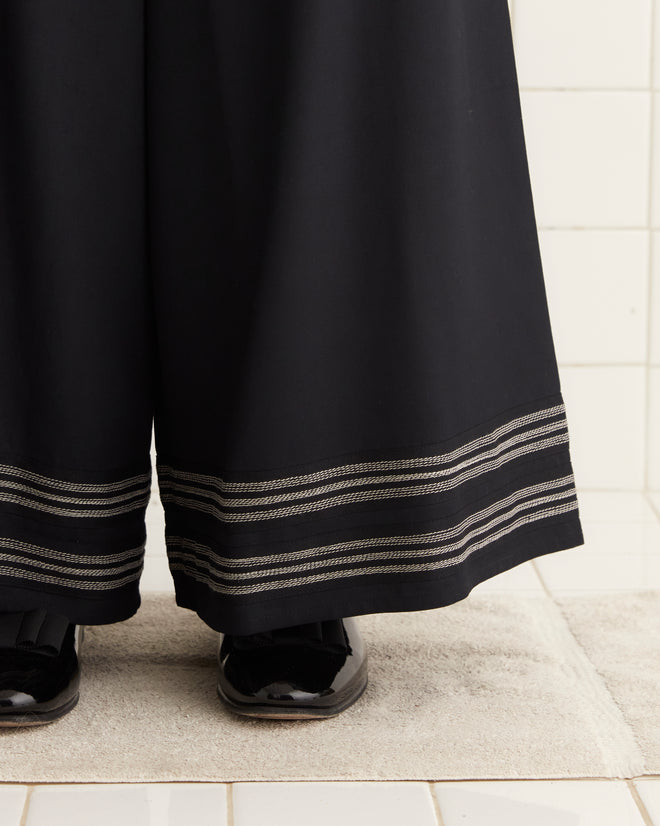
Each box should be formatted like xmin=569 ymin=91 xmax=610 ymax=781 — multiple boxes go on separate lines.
xmin=1 ymin=591 xmax=658 ymax=782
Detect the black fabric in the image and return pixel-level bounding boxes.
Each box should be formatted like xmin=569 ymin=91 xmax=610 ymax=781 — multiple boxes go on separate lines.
xmin=0 ymin=1 xmax=584 ymax=635
xmin=0 ymin=609 xmax=70 ymax=657
xmin=0 ymin=622 xmax=77 ymax=702
xmin=229 ymin=619 xmax=349 ymax=654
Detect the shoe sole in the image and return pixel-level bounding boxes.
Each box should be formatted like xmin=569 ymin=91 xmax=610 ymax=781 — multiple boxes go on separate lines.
xmin=0 ymin=692 xmax=80 ymax=727
xmin=217 ymin=674 xmax=368 ymax=720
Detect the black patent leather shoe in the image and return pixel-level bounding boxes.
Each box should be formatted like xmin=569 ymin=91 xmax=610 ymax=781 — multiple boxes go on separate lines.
xmin=0 ymin=610 xmax=84 ymax=727
xmin=217 ymin=617 xmax=368 ymax=719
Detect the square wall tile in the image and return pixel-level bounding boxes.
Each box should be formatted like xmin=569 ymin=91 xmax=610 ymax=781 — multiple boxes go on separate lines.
xmin=520 ymin=91 xmax=650 ymax=228
xmin=653 ymin=95 xmax=660 ymax=228
xmin=649 ymin=367 xmax=660 ymax=489
xmin=558 ymin=365 xmax=646 ymax=489
xmin=652 ymin=232 xmax=660 ymax=365
xmin=539 ymin=230 xmax=649 ymax=364
xmin=514 ymin=0 xmax=652 ymax=88
xmin=145 ymin=498 xmax=166 ymax=557
xmin=535 ymin=520 xmax=660 ymax=593
xmin=433 ymin=780 xmax=646 ymax=826
xmin=576 ymin=491 xmax=659 ymax=522
xmin=140 ymin=553 xmax=174 ymax=593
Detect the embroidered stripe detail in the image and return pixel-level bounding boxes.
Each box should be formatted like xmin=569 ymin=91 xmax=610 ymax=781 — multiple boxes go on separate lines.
xmin=0 ymin=537 xmax=144 ymax=591
xmin=0 ymin=538 xmax=144 ymax=564
xmin=166 ymin=475 xmax=576 ymax=569
xmin=158 ymin=402 xmax=566 ymax=493
xmin=160 ymin=419 xmax=566 ymax=510
xmin=165 ymin=475 xmax=578 ymax=596
xmin=0 ymin=566 xmax=143 ymax=591
xmin=0 ymin=464 xmax=151 ymax=518
xmin=159 ymin=428 xmax=569 ymax=523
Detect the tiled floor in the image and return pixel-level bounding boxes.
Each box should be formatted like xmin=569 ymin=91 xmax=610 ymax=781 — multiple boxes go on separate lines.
xmin=2 ymin=489 xmax=659 ymax=826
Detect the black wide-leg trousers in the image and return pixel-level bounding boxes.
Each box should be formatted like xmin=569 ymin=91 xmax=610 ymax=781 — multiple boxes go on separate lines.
xmin=0 ymin=0 xmax=584 ymax=635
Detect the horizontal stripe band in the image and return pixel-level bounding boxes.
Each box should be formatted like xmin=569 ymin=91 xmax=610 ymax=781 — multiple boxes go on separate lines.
xmin=165 ymin=474 xmax=577 ymax=570
xmin=0 ymin=565 xmax=143 ymax=591
xmin=0 ymin=538 xmax=145 ymax=565
xmin=157 ymin=402 xmax=571 ymax=525
xmin=0 ymin=462 xmax=152 ymax=518
xmin=160 ymin=431 xmax=569 ymax=524
xmin=0 ymin=553 xmax=143 ymax=579
xmin=158 ymin=418 xmax=567 ymax=511
xmin=0 ymin=464 xmax=151 ymax=492
xmin=0 ymin=537 xmax=145 ymax=591
xmin=0 ymin=491 xmax=151 ymax=518
xmin=168 ymin=497 xmax=578 ymax=596
xmin=157 ymin=402 xmax=566 ymax=493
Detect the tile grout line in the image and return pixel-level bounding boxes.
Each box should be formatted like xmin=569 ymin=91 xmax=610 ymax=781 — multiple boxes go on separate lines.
xmin=627 ymin=779 xmax=656 ymax=826
xmin=644 ymin=0 xmax=658 ymax=493
xmin=227 ymin=783 xmax=234 ymax=826
xmin=519 ymin=86 xmax=654 ymax=91
xmin=557 ymin=361 xmax=647 ymax=370
xmin=428 ymin=782 xmax=447 ymax=826
xmin=540 ymin=227 xmax=657 ymax=230
xmin=18 ymin=786 xmax=33 ymax=826
xmin=577 ymin=486 xmax=659 ymax=492
xmin=645 ymin=490 xmax=660 ymax=521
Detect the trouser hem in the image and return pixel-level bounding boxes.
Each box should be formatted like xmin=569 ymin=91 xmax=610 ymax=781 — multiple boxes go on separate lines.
xmin=172 ymin=513 xmax=584 ymax=636
xmin=0 ymin=582 xmax=142 ymax=626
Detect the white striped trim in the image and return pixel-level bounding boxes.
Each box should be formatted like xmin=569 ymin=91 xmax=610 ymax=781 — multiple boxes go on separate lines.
xmin=165 ymin=475 xmax=579 ymax=596
xmin=0 ymin=463 xmax=151 ymax=517
xmin=0 ymin=537 xmax=144 ymax=591
xmin=159 ymin=419 xmax=566 ymax=510
xmin=165 ymin=474 xmax=576 ymax=569
xmin=157 ymin=402 xmax=566 ymax=493
xmin=157 ymin=402 xmax=570 ymax=523
xmin=0 ymin=565 xmax=143 ymax=591
xmin=0 ymin=538 xmax=144 ymax=564
xmin=0 ymin=464 xmax=151 ymax=491
xmin=160 ymin=431 xmax=569 ymax=523
xmin=168 ymin=500 xmax=578 ymax=596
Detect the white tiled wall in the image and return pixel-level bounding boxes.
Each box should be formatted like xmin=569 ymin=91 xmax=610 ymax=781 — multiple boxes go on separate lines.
xmin=511 ymin=0 xmax=659 ymax=494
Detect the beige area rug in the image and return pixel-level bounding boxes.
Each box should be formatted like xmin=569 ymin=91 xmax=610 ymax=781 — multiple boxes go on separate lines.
xmin=0 ymin=591 xmax=657 ymax=783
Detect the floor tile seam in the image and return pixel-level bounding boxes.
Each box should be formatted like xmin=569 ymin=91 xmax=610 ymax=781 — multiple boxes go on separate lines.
xmin=528 ymin=579 xmax=647 ymax=778
xmin=644 ymin=491 xmax=660 ymax=521
xmin=627 ymin=779 xmax=656 ymax=826
xmin=15 ymin=776 xmax=660 ymax=788
xmin=427 ymin=780 xmax=447 ymax=826
xmin=19 ymin=786 xmax=32 ymax=826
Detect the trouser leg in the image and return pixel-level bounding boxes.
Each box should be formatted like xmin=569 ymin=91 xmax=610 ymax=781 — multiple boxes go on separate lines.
xmin=147 ymin=0 xmax=584 ymax=635
xmin=0 ymin=1 xmax=153 ymax=623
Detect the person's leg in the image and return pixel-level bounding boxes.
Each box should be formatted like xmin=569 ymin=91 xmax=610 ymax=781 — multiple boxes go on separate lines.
xmin=147 ymin=0 xmax=584 ymax=642
xmin=0 ymin=0 xmax=153 ymax=624
xmin=0 ymin=0 xmax=152 ymax=724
